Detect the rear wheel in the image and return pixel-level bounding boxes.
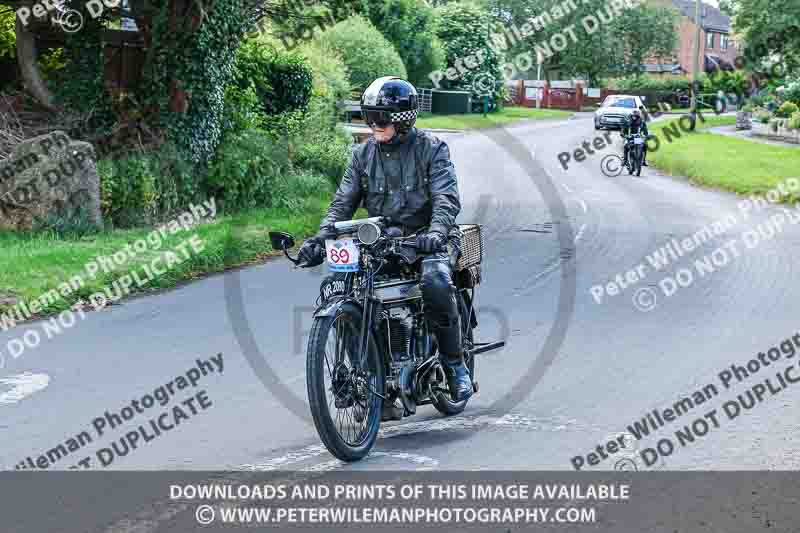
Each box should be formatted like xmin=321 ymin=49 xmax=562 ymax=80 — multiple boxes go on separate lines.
xmin=432 ymin=291 xmax=475 ymax=416
xmin=306 ymin=303 xmax=384 ymax=462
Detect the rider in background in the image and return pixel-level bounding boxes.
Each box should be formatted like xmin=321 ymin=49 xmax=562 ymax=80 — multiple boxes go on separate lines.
xmin=621 ymin=109 xmax=649 ymax=167
xmin=296 ymin=77 xmax=474 ymax=416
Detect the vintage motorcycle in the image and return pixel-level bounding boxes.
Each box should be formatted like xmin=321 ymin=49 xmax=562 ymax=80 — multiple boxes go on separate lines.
xmin=269 ymin=217 xmax=504 ymax=462
xmin=625 ymin=132 xmax=646 ymax=177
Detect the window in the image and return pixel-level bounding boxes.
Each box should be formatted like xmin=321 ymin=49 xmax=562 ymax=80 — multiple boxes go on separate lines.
xmin=706 ymin=32 xmax=715 ymax=49
xmin=721 ymin=35 xmax=729 ymax=50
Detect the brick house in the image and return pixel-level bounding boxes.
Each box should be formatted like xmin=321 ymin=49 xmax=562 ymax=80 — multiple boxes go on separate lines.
xmin=644 ymin=0 xmax=739 ymax=75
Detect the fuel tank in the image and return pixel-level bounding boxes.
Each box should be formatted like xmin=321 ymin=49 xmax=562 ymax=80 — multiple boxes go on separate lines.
xmin=373 ymin=278 xmax=422 ymax=303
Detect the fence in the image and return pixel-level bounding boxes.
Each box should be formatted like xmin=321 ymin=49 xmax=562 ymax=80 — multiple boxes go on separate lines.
xmin=418 ymin=88 xmax=433 ymax=114
xmin=508 ymin=81 xmax=698 ymax=112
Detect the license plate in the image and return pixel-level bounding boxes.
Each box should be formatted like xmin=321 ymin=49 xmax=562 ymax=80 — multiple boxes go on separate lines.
xmin=606 ymin=117 xmax=619 ymax=122
xmin=633 ymin=137 xmax=644 ymax=145
xmin=321 ymin=277 xmax=347 ymax=300
xmin=325 ymin=238 xmax=360 ymax=272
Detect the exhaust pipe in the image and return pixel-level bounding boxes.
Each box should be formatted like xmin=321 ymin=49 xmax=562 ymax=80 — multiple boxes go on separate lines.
xmin=469 ymin=341 xmax=505 ymax=357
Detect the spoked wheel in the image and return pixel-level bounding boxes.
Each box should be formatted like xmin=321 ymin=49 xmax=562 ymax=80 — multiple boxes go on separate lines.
xmin=432 ymin=291 xmax=476 ymax=416
xmin=634 ymin=146 xmax=643 ymax=177
xmin=306 ymin=302 xmax=384 ymax=462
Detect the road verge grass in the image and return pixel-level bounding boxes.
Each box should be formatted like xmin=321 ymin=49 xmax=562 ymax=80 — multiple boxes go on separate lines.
xmin=0 ymin=194 xmax=330 ymax=321
xmin=648 ymin=115 xmax=800 ymax=198
xmin=415 ymin=107 xmax=572 ymax=130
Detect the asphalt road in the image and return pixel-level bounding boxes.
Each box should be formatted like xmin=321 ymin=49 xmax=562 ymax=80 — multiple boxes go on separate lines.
xmin=4 ymin=113 xmax=800 ymax=482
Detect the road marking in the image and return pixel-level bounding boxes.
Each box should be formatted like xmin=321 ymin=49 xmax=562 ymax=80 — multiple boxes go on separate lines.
xmin=561 ymin=183 xmax=573 ymax=194
xmin=574 ymin=223 xmax=587 ymax=244
xmin=0 ymin=372 xmax=50 ymax=405
xmin=100 ymin=412 xmax=582 ymax=533
xmin=240 ymin=412 xmax=577 ymax=472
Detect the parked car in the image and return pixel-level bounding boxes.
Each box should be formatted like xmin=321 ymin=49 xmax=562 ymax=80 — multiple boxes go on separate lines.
xmin=594 ymin=95 xmax=646 ymax=130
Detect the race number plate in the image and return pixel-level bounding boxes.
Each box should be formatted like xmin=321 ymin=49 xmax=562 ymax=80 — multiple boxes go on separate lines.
xmin=325 ymin=238 xmax=360 ymax=272
xmin=633 ymin=136 xmax=644 ymax=145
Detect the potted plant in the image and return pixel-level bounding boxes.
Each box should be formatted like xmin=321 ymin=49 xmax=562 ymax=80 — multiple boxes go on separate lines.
xmin=737 ymin=102 xmax=754 ymax=130
xmin=752 ymin=108 xmax=772 ymax=136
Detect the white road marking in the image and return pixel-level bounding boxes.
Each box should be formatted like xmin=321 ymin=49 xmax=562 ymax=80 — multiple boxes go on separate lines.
xmin=0 ymin=372 xmax=50 ymax=405
xmin=561 ymin=183 xmax=574 ymax=194
xmin=574 ymin=223 xmax=587 ymax=244
xmin=577 ymin=198 xmax=588 ymax=214
xmin=241 ymin=412 xmax=576 ymax=472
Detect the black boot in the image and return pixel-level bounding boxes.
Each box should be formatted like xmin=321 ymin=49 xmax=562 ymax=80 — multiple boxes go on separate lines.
xmin=381 ymin=399 xmax=404 ymax=422
xmin=442 ymin=354 xmax=474 ymax=402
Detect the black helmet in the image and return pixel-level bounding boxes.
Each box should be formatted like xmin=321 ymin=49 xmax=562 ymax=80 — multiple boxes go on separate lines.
xmin=630 ymin=109 xmax=642 ymax=120
xmin=361 ymin=77 xmax=418 ymax=133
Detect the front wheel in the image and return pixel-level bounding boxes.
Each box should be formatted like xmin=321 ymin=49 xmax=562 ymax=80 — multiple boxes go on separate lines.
xmin=306 ymin=302 xmax=384 ymax=462
xmin=633 ymin=146 xmax=643 ymax=176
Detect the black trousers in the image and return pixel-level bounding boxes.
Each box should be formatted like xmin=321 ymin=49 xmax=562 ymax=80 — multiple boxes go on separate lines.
xmin=419 ymin=250 xmax=463 ymax=360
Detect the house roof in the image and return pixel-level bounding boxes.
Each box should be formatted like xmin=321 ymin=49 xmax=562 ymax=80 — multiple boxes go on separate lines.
xmin=671 ymin=0 xmax=732 ymax=33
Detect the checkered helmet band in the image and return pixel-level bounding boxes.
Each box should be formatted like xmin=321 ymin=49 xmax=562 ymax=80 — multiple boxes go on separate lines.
xmin=391 ymin=110 xmax=417 ymax=123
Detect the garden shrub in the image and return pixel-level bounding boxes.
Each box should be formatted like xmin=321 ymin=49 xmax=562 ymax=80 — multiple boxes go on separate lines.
xmin=297 ymin=39 xmax=351 ymax=117
xmin=319 ymin=15 xmax=407 ymax=91
xmin=230 ymin=39 xmax=313 ymax=117
xmin=776 ymin=101 xmax=799 ymax=118
xmin=788 ymin=111 xmax=800 ymax=131
xmin=204 ymin=129 xmax=292 ymax=212
xmin=97 ymin=155 xmax=159 ymax=228
xmin=754 ymin=108 xmax=772 ymax=123
xmin=703 ymin=69 xmax=748 ymax=95
xmin=616 ymin=75 xmax=692 ymax=92
xmin=364 ymin=0 xmax=445 ymax=87
xmin=96 ymin=143 xmax=204 ymax=228
xmin=434 ymin=2 xmax=504 ymax=99
xmin=782 ymin=80 xmax=800 ymax=106
xmin=291 ymin=99 xmax=353 ymax=186
xmin=271 ymin=170 xmax=332 ymax=211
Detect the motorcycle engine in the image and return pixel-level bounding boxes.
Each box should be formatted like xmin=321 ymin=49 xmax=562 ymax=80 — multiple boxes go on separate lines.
xmin=387 ymin=309 xmax=413 ymax=360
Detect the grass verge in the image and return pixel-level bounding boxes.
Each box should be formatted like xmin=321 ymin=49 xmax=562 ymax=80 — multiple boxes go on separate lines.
xmin=415 ymin=106 xmax=572 ymax=130
xmin=0 ymin=194 xmax=330 ymax=322
xmin=648 ymin=114 xmax=800 ymax=198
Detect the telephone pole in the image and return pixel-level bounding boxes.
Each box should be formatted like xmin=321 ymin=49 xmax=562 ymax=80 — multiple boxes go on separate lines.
xmin=690 ymin=0 xmax=703 ymax=130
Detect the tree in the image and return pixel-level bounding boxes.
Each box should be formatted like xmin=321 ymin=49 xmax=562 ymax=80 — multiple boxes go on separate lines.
xmin=735 ymin=0 xmax=800 ymax=71
xmin=363 ymin=0 xmax=445 ymax=87
xmin=718 ymin=0 xmax=739 ymax=17
xmin=612 ymin=3 xmax=678 ymax=77
xmin=319 ymin=15 xmax=407 ymax=91
xmin=434 ymin=1 xmax=504 ymax=99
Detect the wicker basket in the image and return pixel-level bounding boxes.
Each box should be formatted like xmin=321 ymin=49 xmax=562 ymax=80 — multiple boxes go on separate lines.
xmin=456 ymin=224 xmax=483 ymax=271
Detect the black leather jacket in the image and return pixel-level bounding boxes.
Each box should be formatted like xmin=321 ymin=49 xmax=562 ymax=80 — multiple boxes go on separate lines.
xmin=320 ymin=128 xmax=461 ymax=237
xmin=621 ymin=115 xmax=648 ymax=137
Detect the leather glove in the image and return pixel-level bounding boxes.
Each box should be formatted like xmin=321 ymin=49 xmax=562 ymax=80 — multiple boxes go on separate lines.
xmin=416 ymin=230 xmax=447 ymax=253
xmin=298 ymin=226 xmax=335 ymax=267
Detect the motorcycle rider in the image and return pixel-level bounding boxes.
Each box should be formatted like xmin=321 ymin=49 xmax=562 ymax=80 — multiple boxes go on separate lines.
xmin=297 ymin=77 xmax=474 ymax=416
xmin=621 ymin=108 xmax=649 ymax=167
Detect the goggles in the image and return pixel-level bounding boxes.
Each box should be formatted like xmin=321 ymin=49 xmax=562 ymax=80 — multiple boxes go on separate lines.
xmin=364 ymin=109 xmax=393 ymax=128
